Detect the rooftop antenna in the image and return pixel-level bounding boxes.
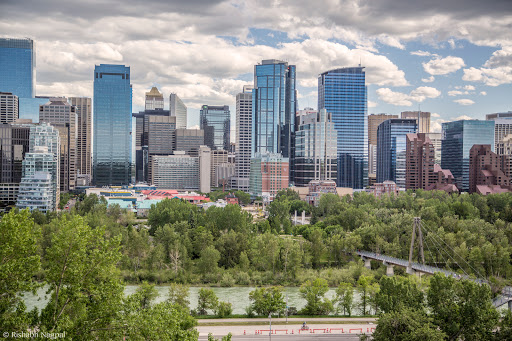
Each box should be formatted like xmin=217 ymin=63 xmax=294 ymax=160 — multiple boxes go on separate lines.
xmin=359 ymin=56 xmax=362 ymax=67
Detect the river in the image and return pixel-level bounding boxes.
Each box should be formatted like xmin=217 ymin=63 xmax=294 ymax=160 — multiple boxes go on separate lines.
xmin=23 ymin=285 xmax=365 ymax=315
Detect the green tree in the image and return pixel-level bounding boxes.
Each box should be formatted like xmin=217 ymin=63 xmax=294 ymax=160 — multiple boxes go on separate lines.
xmin=120 ymin=285 xmax=197 ymax=340
xmin=0 ymin=209 xmax=41 ymax=330
xmin=299 ymin=278 xmax=333 ymax=315
xmin=167 ymin=283 xmax=190 ymax=310
xmin=248 ymin=287 xmax=286 ymax=316
xmin=197 ymin=246 xmax=221 ymax=280
xmin=335 ymin=282 xmax=354 ymax=316
xmin=197 ymin=289 xmax=219 ymax=315
xmin=373 ymin=308 xmax=446 ymax=341
xmin=234 ymin=190 xmax=251 ymax=205
xmin=357 ymin=275 xmax=374 ymax=316
xmin=427 ymin=273 xmax=499 ymax=340
xmin=39 ymin=215 xmax=125 ymax=338
xmin=376 ymin=276 xmax=424 ymax=314
xmin=215 ymin=301 xmax=233 ymax=318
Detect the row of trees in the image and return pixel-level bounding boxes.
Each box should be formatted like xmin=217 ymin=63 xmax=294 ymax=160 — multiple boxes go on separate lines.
xmin=25 ymin=189 xmax=512 ymax=288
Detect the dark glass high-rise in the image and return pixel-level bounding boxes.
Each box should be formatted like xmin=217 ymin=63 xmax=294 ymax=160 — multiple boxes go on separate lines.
xmin=93 ymin=64 xmax=132 ymax=186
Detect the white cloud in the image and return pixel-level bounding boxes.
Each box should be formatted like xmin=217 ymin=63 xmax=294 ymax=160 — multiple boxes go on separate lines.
xmin=423 ymin=56 xmax=465 ymax=75
xmin=422 ymin=76 xmax=435 ymax=83
xmin=448 ymin=39 xmax=456 ymax=49
xmin=463 ymin=66 xmax=512 ymax=86
xmin=368 ymin=101 xmax=378 ymax=108
xmin=431 ymin=113 xmax=440 ymax=117
xmin=431 ymin=118 xmax=448 ymax=133
xmin=480 ymin=91 xmax=487 ymax=96
xmin=454 ymin=115 xmax=473 ymax=120
xmin=410 ymin=50 xmax=434 ymax=57
xmin=376 ymin=86 xmax=441 ymax=106
xmin=454 ymin=99 xmax=475 ymax=106
xmin=448 ymin=90 xmax=463 ymax=96
xmin=463 ymin=85 xmax=475 ymax=90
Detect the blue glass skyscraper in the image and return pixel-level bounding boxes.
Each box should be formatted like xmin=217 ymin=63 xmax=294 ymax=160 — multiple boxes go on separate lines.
xmin=0 ymin=38 xmax=35 ymax=98
xmin=376 ymin=119 xmax=417 ymax=188
xmin=252 ymin=59 xmax=297 ymax=180
xmin=200 ymin=105 xmax=230 ymax=151
xmin=441 ymin=120 xmax=495 ymax=192
xmin=318 ymin=67 xmax=368 ymax=189
xmin=93 ymin=64 xmax=132 ymax=186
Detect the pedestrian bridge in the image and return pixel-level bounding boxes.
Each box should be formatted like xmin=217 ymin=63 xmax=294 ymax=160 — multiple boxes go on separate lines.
xmin=356 ymin=250 xmax=512 ymax=309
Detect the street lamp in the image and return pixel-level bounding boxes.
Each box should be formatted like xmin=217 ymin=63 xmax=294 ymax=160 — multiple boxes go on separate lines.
xmin=269 ymin=313 xmax=272 ymax=340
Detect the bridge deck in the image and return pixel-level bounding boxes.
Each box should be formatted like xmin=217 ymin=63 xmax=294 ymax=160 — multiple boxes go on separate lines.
xmin=356 ymin=250 xmax=511 ymax=308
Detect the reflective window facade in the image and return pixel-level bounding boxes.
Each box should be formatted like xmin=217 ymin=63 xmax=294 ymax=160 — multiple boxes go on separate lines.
xmin=441 ymin=120 xmax=495 ymax=192
xmin=0 ymin=38 xmax=35 ymax=99
xmin=377 ymin=119 xmax=417 ymax=188
xmin=318 ymin=67 xmax=368 ymax=189
xmin=252 ymin=60 xmax=296 ymax=183
xmin=93 ymin=64 xmax=132 ymax=186
xmin=294 ymin=109 xmax=338 ymax=186
xmin=200 ymin=105 xmax=230 ymax=151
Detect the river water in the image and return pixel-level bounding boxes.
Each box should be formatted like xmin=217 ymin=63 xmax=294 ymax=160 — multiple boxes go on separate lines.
xmin=23 ymin=285 xmax=363 ymax=315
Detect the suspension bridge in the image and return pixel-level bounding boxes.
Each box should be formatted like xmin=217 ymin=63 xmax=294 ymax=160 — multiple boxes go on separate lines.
xmin=355 ymin=217 xmax=512 ymax=310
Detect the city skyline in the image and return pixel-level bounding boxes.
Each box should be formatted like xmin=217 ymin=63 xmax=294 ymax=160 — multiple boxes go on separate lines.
xmin=1 ymin=1 xmax=512 ymax=134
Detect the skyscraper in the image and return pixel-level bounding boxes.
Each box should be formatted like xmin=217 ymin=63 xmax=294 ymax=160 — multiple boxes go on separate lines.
xmin=367 ymin=113 xmax=398 ymax=181
xmin=69 ymin=97 xmax=92 ymax=181
xmin=39 ymin=97 xmax=77 ymax=191
xmin=170 ymin=93 xmax=187 ymax=129
xmin=252 ymin=59 xmax=297 ymax=159
xmin=145 ymin=87 xmax=164 ymax=110
xmin=318 ymin=67 xmax=367 ymax=189
xmin=294 ymin=108 xmax=337 ymax=186
xmin=441 ymin=120 xmax=495 ymax=192
xmin=200 ymin=105 xmax=230 ymax=151
xmin=486 ymin=112 xmax=512 ymax=147
xmin=0 ymin=38 xmax=35 ymax=98
xmin=0 ymin=92 xmax=19 ymax=123
xmin=401 ymin=111 xmax=431 ymax=133
xmin=93 ymin=64 xmax=132 ymax=186
xmin=234 ymin=85 xmax=253 ymax=191
xmin=377 ymin=119 xmax=417 ymax=188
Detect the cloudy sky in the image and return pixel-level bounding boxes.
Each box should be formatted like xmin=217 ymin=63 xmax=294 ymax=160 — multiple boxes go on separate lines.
xmin=1 ymin=0 xmax=512 ymax=132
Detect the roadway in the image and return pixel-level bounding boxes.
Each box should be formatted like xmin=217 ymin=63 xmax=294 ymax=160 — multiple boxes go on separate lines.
xmin=199 ymin=335 xmax=360 ymax=340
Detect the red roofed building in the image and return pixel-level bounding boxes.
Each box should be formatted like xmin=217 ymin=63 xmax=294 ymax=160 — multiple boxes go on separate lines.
xmin=469 ymin=145 xmax=512 ymax=194
xmin=141 ymin=189 xmax=209 ymax=204
xmin=406 ymin=133 xmax=458 ymax=193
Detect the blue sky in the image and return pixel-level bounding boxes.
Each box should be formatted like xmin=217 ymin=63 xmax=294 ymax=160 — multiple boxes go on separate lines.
xmin=1 ymin=0 xmax=511 ymax=134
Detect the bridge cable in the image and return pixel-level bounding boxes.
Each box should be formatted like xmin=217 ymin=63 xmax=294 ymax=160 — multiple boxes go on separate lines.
xmin=424 ymin=229 xmax=457 ymax=274
xmin=422 ymin=227 xmax=439 ymax=269
xmin=421 ymin=222 xmax=468 ymax=276
xmin=420 ymin=221 xmax=484 ymax=279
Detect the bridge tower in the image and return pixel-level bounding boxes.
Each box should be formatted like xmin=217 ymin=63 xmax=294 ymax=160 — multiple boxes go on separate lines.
xmin=407 ymin=217 xmax=425 ymax=274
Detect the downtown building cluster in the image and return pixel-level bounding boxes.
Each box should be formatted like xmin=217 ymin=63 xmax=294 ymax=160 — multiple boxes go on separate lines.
xmin=2 ymin=38 xmax=512 ymax=212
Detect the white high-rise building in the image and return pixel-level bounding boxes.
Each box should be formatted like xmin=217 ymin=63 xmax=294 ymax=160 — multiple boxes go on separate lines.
xmin=16 ymin=171 xmax=54 ymax=213
xmin=0 ymin=92 xmax=18 ymax=123
xmin=170 ymin=93 xmax=187 ymax=129
xmin=233 ymin=85 xmax=253 ymax=191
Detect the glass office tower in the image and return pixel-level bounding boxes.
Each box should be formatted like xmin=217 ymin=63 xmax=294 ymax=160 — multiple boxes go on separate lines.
xmin=318 ymin=67 xmax=368 ymax=189
xmin=200 ymin=105 xmax=230 ymax=151
xmin=441 ymin=120 xmax=495 ymax=192
xmin=252 ymin=59 xmax=297 ymax=180
xmin=376 ymin=119 xmax=417 ymax=188
xmin=0 ymin=38 xmax=35 ymax=99
xmin=93 ymin=64 xmax=132 ymax=186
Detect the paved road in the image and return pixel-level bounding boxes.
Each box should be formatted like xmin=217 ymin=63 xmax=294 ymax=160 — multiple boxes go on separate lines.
xmin=197 ymin=317 xmax=377 ymax=324
xmin=199 ymin=335 xmax=360 ymax=340
xmin=197 ymin=323 xmax=374 ymax=338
